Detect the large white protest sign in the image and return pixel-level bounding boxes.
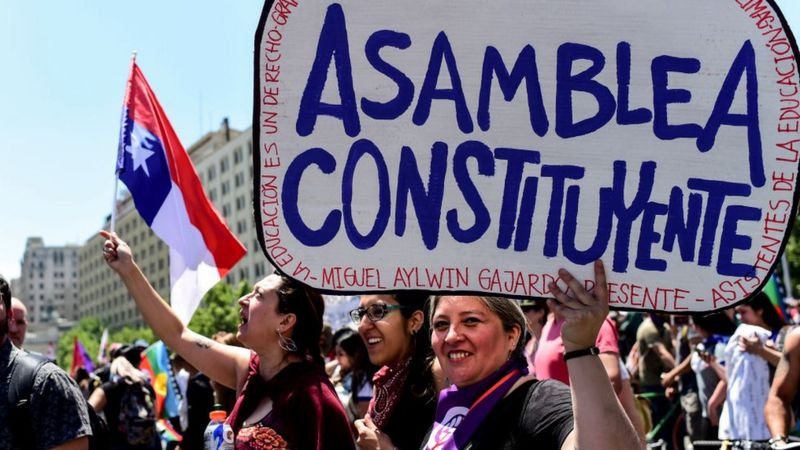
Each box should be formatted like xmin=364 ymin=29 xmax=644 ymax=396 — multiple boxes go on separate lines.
xmin=254 ymin=0 xmax=800 ymax=312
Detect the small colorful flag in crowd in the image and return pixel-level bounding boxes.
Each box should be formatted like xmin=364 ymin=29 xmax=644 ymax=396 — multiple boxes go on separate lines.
xmin=156 ymin=418 xmax=183 ymax=444
xmin=70 ymin=336 xmax=95 ymax=375
xmin=763 ymin=273 xmax=788 ymax=322
xmin=97 ymin=328 xmax=109 ymax=364
xmin=139 ymin=341 xmax=180 ymax=419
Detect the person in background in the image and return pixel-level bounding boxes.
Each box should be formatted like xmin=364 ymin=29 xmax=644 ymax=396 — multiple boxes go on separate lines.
xmin=171 ymin=354 xmax=214 ymax=450
xmin=422 ymin=261 xmax=640 ymax=450
xmin=765 ymin=326 xmax=800 ymax=448
xmin=635 ymin=312 xmax=676 ymax=444
xmin=101 ymin=231 xmax=355 ymax=450
xmin=332 ymin=329 xmax=378 ymax=425
xmin=519 ymin=299 xmax=547 ymax=374
xmin=718 ymin=292 xmax=786 ymax=441
xmin=351 ymin=293 xmax=440 ymax=450
xmin=661 ymin=313 xmax=736 ymax=442
xmin=8 ymin=297 xmax=27 ymax=349
xmin=88 ymin=355 xmax=160 ymax=450
xmin=320 ymin=322 xmax=335 ymax=362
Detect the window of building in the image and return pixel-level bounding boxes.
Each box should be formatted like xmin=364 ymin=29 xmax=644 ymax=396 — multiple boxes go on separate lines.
xmin=236 ymin=196 xmax=245 ymax=211
xmin=222 ymin=204 xmax=231 ymax=217
xmin=209 ymin=189 xmax=217 ymax=202
xmin=234 ymin=147 xmax=243 ymax=164
xmin=220 ymin=157 xmax=230 ymax=173
xmin=221 ymin=181 xmax=230 ymax=196
xmin=235 ymin=172 xmax=244 ymax=188
xmin=208 ymin=166 xmax=216 ymax=181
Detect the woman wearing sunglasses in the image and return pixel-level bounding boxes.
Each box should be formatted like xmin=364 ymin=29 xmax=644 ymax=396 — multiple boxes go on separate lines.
xmin=349 ymin=294 xmax=440 ymax=450
xmin=100 ymin=231 xmax=355 ymax=450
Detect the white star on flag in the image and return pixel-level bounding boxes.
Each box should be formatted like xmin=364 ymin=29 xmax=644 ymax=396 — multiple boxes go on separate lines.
xmin=126 ymin=132 xmax=155 ymax=176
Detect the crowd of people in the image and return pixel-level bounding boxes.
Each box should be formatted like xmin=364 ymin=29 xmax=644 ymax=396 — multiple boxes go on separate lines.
xmin=3 ymin=230 xmax=800 ymax=449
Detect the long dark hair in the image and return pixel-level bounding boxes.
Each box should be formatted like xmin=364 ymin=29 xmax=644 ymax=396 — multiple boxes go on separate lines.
xmin=747 ymin=291 xmax=785 ymax=332
xmin=393 ymin=292 xmax=435 ymax=400
xmin=336 ymin=329 xmax=378 ymax=394
xmin=275 ymin=273 xmax=325 ymax=367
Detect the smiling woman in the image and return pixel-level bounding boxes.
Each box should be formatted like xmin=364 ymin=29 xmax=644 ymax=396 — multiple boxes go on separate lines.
xmin=422 ymin=261 xmax=643 ymax=450
xmin=350 ymin=293 xmax=439 ymax=450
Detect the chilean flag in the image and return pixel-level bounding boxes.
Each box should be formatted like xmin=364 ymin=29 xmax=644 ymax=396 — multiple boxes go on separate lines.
xmin=115 ymin=60 xmax=246 ymax=324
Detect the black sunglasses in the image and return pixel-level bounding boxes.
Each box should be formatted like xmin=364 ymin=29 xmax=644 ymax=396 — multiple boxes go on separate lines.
xmin=349 ymin=303 xmax=411 ymax=324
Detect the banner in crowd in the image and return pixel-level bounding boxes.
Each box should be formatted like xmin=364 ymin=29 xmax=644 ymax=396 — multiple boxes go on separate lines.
xmin=140 ymin=341 xmax=179 ymax=419
xmin=254 ymin=0 xmax=800 ymax=312
xmin=70 ymin=336 xmax=94 ymax=376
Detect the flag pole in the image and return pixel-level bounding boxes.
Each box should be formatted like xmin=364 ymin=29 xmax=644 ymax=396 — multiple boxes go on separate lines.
xmin=111 ymin=51 xmax=137 ymax=234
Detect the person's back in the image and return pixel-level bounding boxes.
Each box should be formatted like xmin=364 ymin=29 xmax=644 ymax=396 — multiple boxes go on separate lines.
xmin=99 ymin=376 xmax=159 ymax=450
xmin=1 ymin=338 xmax=94 ymax=449
xmin=0 ymin=276 xmax=92 ymax=450
xmin=719 ymin=323 xmax=772 ymax=440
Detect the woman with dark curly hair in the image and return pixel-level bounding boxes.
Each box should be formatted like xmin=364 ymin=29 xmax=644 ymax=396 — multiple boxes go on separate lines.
xmin=100 ymin=231 xmax=355 ymax=450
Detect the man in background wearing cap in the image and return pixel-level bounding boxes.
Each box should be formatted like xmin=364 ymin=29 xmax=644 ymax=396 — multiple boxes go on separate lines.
xmin=0 ymin=275 xmax=92 ymax=449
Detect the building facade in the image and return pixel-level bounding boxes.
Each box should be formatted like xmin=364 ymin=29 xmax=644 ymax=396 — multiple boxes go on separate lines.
xmin=18 ymin=237 xmax=80 ymax=325
xmin=78 ymin=122 xmax=269 ymax=329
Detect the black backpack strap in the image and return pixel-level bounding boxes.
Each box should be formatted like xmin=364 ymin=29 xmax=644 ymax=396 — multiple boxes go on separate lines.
xmin=8 ymin=351 xmax=51 ymax=449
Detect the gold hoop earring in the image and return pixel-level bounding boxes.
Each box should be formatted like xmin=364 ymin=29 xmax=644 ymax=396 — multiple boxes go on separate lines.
xmin=277 ymin=328 xmax=298 ymax=353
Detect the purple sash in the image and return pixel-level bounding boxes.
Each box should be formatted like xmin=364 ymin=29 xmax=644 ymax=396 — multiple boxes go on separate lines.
xmin=424 ymin=357 xmax=528 ymax=450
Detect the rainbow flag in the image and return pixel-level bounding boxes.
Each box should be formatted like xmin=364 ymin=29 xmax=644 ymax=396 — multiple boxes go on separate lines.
xmin=156 ymin=418 xmax=182 ymax=443
xmin=70 ymin=336 xmax=95 ymax=376
xmin=139 ymin=341 xmax=179 ymax=418
xmin=763 ymin=274 xmax=787 ymax=322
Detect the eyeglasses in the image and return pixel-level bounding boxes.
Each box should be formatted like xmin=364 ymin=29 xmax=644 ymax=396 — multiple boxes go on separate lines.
xmin=349 ymin=303 xmax=410 ymax=324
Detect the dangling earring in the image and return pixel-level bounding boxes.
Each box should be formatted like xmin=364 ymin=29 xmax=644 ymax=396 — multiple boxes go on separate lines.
xmin=277 ymin=328 xmax=298 ymax=353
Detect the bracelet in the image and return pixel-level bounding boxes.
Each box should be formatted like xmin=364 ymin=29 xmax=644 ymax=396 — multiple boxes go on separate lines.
xmin=563 ymin=346 xmax=600 ymax=361
xmin=768 ymin=435 xmax=787 ymax=445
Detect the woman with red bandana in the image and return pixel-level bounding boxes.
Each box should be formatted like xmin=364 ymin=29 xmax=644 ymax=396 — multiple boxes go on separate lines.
xmin=350 ymin=293 xmax=440 ymax=450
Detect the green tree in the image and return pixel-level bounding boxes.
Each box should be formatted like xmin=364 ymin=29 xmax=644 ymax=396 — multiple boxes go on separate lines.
xmin=187 ymin=280 xmax=250 ymax=338
xmin=109 ymin=326 xmax=155 ymax=347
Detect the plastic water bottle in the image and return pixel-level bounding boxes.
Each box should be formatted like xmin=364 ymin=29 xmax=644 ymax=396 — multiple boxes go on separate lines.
xmin=203 ymin=408 xmax=234 ymax=450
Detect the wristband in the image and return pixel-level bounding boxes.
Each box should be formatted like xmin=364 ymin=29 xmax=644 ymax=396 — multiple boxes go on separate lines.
xmin=563 ymin=346 xmax=600 ymax=361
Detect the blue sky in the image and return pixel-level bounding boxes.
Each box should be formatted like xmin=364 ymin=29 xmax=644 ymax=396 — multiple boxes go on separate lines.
xmin=0 ymin=1 xmax=798 ymax=280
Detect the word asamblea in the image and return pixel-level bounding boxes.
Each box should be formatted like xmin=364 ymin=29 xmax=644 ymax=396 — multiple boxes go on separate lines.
xmin=281 ymin=4 xmax=768 ymax=279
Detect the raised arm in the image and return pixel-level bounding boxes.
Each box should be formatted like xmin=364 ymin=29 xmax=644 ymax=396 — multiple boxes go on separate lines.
xmin=765 ymin=327 xmax=800 ymax=446
xmin=549 ymin=260 xmax=643 ymax=450
xmin=101 ymin=230 xmax=250 ymax=389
